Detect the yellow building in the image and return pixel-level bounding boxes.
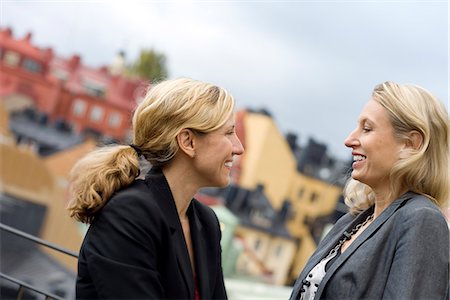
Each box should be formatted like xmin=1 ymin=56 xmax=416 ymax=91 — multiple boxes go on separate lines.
xmin=234 ymin=225 xmax=297 ymax=286
xmin=0 ymin=137 xmax=82 ymax=273
xmin=286 ymin=173 xmax=342 ymax=282
xmin=0 ymin=103 xmax=86 ymax=272
xmin=239 ymin=112 xmax=297 ymax=209
xmin=237 ymin=110 xmax=342 ymax=284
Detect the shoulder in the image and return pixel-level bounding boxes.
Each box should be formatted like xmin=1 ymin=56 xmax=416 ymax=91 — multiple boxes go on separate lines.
xmin=84 ymin=180 xmax=168 ymax=251
xmin=394 ymin=193 xmax=449 ymax=236
xmin=106 ymin=180 xmax=155 ymax=208
xmin=398 ymin=193 xmax=447 ymax=223
xmin=95 ymin=179 xmax=163 ymax=227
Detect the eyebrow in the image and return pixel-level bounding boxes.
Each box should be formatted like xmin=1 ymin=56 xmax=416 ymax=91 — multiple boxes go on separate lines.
xmin=358 ymin=117 xmax=372 ymax=125
xmin=362 ymin=119 xmax=378 ymax=130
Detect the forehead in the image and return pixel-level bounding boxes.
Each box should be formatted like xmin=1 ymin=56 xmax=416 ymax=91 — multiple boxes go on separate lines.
xmin=203 ymin=114 xmax=235 ymax=135
xmin=219 ymin=114 xmax=235 ymax=128
xmin=359 ymin=99 xmax=391 ymax=125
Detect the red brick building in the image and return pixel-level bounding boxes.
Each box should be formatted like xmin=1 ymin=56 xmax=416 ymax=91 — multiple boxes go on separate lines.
xmin=0 ymin=27 xmax=148 ymax=141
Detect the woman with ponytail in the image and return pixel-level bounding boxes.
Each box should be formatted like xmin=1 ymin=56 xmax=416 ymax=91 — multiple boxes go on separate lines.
xmin=68 ymin=78 xmax=244 ymax=299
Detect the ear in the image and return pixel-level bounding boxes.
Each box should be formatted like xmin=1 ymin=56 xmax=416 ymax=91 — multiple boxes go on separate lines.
xmin=405 ymin=130 xmax=423 ymax=150
xmin=177 ymin=129 xmax=196 ymax=158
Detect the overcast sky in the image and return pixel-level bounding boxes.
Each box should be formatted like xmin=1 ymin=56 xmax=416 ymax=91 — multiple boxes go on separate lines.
xmin=1 ymin=0 xmax=448 ymax=160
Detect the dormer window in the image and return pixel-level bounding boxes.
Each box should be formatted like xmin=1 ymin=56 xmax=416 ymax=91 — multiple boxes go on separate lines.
xmin=4 ymin=50 xmax=20 ymax=67
xmin=53 ymin=68 xmax=69 ymax=81
xmin=23 ymin=58 xmax=43 ymax=73
xmin=83 ymin=79 xmax=106 ymax=98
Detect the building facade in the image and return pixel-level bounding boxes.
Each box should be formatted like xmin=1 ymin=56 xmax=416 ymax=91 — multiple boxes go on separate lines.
xmin=0 ymin=27 xmax=147 ymax=142
xmin=236 ymin=110 xmax=343 ymax=284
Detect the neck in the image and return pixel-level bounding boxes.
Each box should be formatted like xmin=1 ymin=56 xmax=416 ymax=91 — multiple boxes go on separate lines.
xmin=372 ymin=186 xmax=407 ymax=218
xmin=162 ymin=162 xmax=199 ymax=220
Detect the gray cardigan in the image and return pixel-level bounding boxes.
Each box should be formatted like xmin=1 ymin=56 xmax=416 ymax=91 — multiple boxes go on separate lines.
xmin=290 ymin=192 xmax=449 ymax=300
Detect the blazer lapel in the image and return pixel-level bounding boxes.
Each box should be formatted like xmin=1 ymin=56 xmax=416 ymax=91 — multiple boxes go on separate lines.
xmin=314 ymin=192 xmax=413 ymax=299
xmin=145 ymin=168 xmax=195 ymax=298
xmin=188 ymin=202 xmax=211 ymax=299
xmin=172 ymin=229 xmax=195 ymax=298
xmin=290 ymin=214 xmax=356 ymax=299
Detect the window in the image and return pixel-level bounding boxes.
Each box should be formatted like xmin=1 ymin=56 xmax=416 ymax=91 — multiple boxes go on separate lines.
xmin=108 ymin=112 xmax=122 ymax=128
xmin=90 ymin=106 xmax=104 ymax=122
xmin=23 ymin=58 xmax=43 ymax=73
xmin=73 ymin=99 xmax=87 ymax=117
xmin=254 ymin=238 xmax=262 ymax=251
xmin=275 ymin=244 xmax=283 ymax=257
xmin=4 ymin=50 xmax=20 ymax=67
xmin=83 ymin=79 xmax=106 ymax=98
xmin=53 ymin=68 xmax=69 ymax=81
xmin=310 ymin=192 xmax=319 ymax=203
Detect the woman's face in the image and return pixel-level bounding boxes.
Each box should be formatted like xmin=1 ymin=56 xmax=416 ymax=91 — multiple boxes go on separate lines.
xmin=344 ymin=99 xmax=405 ymax=191
xmin=192 ymin=114 xmax=244 ymax=188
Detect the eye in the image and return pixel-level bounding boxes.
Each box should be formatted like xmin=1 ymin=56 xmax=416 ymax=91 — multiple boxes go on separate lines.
xmin=226 ymin=126 xmax=236 ymax=135
xmin=363 ymin=127 xmax=372 ymax=133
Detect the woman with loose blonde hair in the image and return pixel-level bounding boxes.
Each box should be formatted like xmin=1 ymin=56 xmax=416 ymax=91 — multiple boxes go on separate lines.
xmin=291 ymin=81 xmax=449 ymax=300
xmin=70 ymin=78 xmax=244 ymax=299
xmin=344 ymin=81 xmax=449 ymax=213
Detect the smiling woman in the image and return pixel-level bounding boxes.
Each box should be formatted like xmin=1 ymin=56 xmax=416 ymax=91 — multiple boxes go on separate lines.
xmin=344 ymin=99 xmax=406 ymax=199
xmin=67 ymin=78 xmax=244 ymax=299
xmin=290 ymin=81 xmax=449 ymax=300
xmin=189 ymin=116 xmax=241 ymax=188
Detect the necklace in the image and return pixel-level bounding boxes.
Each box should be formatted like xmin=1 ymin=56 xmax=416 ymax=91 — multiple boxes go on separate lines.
xmin=298 ymin=213 xmax=374 ymax=300
xmin=327 ymin=213 xmax=374 ymax=257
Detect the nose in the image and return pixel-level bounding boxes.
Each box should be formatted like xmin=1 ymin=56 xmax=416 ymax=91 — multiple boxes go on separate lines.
xmin=344 ymin=129 xmax=359 ymax=148
xmin=233 ymin=135 xmax=245 ymax=155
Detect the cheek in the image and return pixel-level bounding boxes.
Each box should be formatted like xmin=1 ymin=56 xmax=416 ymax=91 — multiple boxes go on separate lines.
xmin=219 ymin=139 xmax=233 ymax=152
xmin=373 ymin=135 xmax=389 ymax=148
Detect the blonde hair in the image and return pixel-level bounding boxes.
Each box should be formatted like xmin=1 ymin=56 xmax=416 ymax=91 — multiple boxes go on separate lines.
xmin=67 ymin=78 xmax=235 ymax=223
xmin=345 ymin=81 xmax=450 ymax=214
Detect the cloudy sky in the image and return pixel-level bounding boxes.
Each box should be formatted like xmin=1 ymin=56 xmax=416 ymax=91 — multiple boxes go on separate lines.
xmin=1 ymin=0 xmax=448 ymax=160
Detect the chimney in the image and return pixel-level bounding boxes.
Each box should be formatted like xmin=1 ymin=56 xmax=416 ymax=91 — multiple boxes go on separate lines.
xmin=98 ymin=65 xmax=108 ymax=74
xmin=109 ymin=50 xmax=126 ymax=76
xmin=24 ymin=32 xmax=32 ymax=43
xmin=44 ymin=48 xmax=54 ymax=61
xmin=68 ymin=55 xmax=81 ymax=71
xmin=2 ymin=27 xmax=13 ymax=37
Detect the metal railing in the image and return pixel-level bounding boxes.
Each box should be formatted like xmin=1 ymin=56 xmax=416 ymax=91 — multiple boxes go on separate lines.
xmin=0 ymin=223 xmax=78 ymax=300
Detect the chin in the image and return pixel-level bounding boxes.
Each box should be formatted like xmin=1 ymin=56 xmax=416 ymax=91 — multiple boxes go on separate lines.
xmin=217 ymin=177 xmax=230 ymax=188
xmin=351 ymin=176 xmax=370 ymax=187
xmin=218 ymin=179 xmax=230 ymax=188
xmin=351 ymin=170 xmax=362 ymax=181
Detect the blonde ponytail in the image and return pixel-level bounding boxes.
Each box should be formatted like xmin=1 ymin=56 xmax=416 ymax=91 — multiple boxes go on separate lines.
xmin=67 ymin=145 xmax=140 ymax=223
xmin=67 ymin=78 xmax=235 ymax=223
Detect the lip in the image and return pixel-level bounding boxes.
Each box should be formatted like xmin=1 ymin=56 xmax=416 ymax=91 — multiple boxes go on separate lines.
xmin=352 ymin=160 xmax=363 ymax=169
xmin=352 ymin=151 xmax=364 ymax=156
xmin=351 ymin=152 xmax=366 ymax=169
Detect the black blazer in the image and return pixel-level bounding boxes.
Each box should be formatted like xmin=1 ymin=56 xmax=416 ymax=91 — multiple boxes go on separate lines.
xmin=76 ymin=167 xmax=227 ymax=299
xmin=290 ymin=192 xmax=449 ymax=300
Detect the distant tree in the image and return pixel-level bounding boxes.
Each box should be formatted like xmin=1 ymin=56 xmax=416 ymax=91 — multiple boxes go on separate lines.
xmin=129 ymin=48 xmax=168 ymax=81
